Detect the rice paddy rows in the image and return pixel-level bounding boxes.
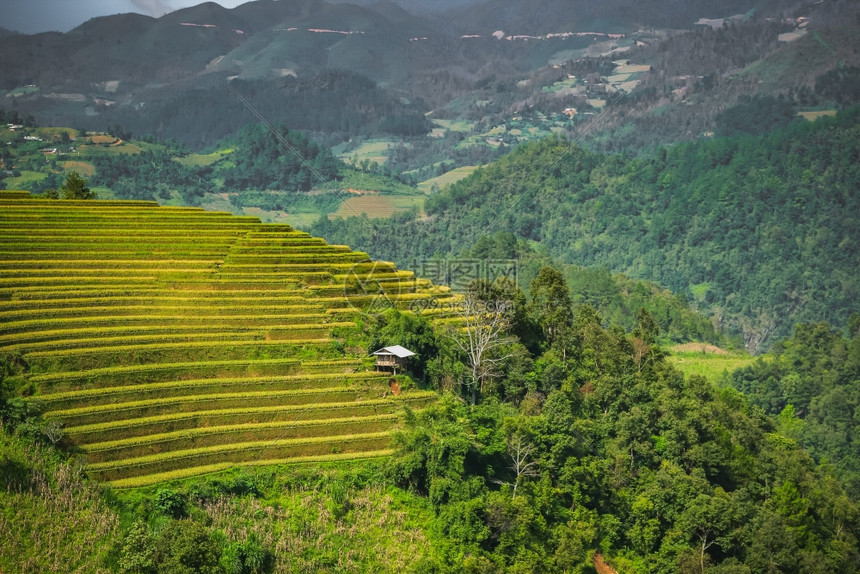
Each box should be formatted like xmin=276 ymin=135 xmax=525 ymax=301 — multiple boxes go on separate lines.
xmin=87 ymin=432 xmax=394 ymax=483
xmin=30 ymin=358 xmax=364 ymax=392
xmin=81 ymin=415 xmax=399 ymax=463
xmin=108 ymin=450 xmax=396 ymax=488
xmin=4 ymin=326 xmax=337 ymax=353
xmin=1 ymin=194 xmax=451 ymax=485
xmin=0 ymin=314 xmax=331 ymax=337
xmin=45 ymin=387 xmax=380 ymax=427
xmin=38 ymin=371 xmax=393 ymax=410
xmin=0 ymin=323 xmax=346 ymax=350
xmin=64 ymin=395 xmax=436 ymax=444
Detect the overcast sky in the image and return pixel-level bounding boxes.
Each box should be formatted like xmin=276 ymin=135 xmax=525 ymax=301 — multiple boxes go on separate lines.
xmin=3 ymin=0 xmax=253 ymax=34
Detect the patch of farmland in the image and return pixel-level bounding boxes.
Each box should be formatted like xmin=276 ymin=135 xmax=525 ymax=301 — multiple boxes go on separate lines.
xmin=417 ymin=166 xmax=479 ymax=193
xmin=667 ymin=344 xmax=761 ymax=382
xmin=336 ymin=139 xmax=397 ymax=165
xmin=4 ymin=170 xmax=47 ymax=189
xmin=613 ymin=61 xmax=651 ymax=74
xmin=78 ymin=142 xmax=144 ymax=155
xmin=175 ymin=148 xmax=234 ymax=168
xmin=61 ymin=161 xmax=96 ymax=177
xmin=329 ymin=194 xmax=397 ymax=219
xmin=432 ymin=119 xmax=475 ymax=132
xmin=0 ymin=190 xmax=454 ymax=487
xmin=779 ymin=30 xmax=808 ymax=43
xmin=798 ymin=110 xmax=837 ymax=121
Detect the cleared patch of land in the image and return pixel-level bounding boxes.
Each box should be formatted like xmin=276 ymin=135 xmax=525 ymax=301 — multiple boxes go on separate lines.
xmin=330 ymin=194 xmax=397 ymax=219
xmin=337 ymin=139 xmax=396 ymax=165
xmin=78 ymin=142 xmax=144 ymax=155
xmin=798 ymin=110 xmax=837 ymax=121
xmin=432 ymin=119 xmax=475 ymax=132
xmin=669 ymin=342 xmax=728 ymax=355
xmin=4 ymin=170 xmax=47 ymax=189
xmin=667 ymin=343 xmax=761 ymax=381
xmin=176 ymin=148 xmax=234 ymax=168
xmin=542 ymin=77 xmax=579 ymax=93
xmin=90 ymin=134 xmax=119 ymax=145
xmin=417 ymin=166 xmax=479 ymax=193
xmin=779 ymin=30 xmax=808 ymax=43
xmin=613 ymin=62 xmax=651 ymax=74
xmin=61 ymin=161 xmax=96 ymax=176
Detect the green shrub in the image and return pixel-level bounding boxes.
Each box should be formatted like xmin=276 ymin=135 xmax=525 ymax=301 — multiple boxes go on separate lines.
xmin=154 ymin=488 xmax=187 ymax=518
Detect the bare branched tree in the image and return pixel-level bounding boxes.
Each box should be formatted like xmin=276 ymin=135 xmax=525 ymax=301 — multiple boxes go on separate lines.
xmin=41 ymin=419 xmax=64 ymax=445
xmin=448 ymin=290 xmax=516 ymax=405
xmin=508 ymin=432 xmax=539 ymax=499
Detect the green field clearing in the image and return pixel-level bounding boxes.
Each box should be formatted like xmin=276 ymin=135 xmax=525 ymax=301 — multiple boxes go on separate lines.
xmin=336 ymin=139 xmax=396 ymax=164
xmin=327 ymin=193 xmax=425 ymax=219
xmin=417 ymin=166 xmax=479 ymax=193
xmin=667 ymin=343 xmax=760 ymax=381
xmin=4 ymin=170 xmax=48 ymax=189
xmin=0 ymin=192 xmax=451 ymax=485
xmin=542 ymin=76 xmax=579 ymax=92
xmin=175 ymin=147 xmax=234 ymax=167
xmin=330 ymin=194 xmax=396 ymax=219
xmin=613 ymin=61 xmax=651 ymax=74
xmin=431 ymin=118 xmax=475 ymax=132
xmin=60 ymin=160 xmax=96 ymax=176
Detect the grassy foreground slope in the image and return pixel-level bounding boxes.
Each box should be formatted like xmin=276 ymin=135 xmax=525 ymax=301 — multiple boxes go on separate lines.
xmin=0 ymin=191 xmax=455 ymax=487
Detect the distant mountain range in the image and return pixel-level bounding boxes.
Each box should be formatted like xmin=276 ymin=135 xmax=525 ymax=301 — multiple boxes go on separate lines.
xmin=0 ymin=0 xmax=856 ymax=149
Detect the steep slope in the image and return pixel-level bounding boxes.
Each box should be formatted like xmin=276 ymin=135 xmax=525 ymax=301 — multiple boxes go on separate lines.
xmin=0 ymin=192 xmax=457 ymax=487
xmin=313 ymin=109 xmax=860 ymax=351
xmin=448 ymin=0 xmax=793 ymax=34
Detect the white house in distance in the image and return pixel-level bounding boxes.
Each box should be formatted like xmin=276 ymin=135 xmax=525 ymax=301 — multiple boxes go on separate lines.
xmin=372 ymin=345 xmax=415 ymax=373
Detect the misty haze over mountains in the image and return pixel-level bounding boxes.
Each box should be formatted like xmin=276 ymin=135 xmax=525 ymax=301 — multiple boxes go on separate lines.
xmin=1 ymin=3 xmax=860 ymax=571
xmin=4 ymin=0 xmax=854 ymax=151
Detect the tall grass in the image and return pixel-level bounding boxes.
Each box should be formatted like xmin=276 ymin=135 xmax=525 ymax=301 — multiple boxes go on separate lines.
xmin=0 ymin=427 xmax=119 ymax=574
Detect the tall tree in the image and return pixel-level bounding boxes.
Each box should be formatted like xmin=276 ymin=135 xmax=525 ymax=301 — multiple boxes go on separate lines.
xmin=529 ymin=267 xmax=573 ymax=357
xmin=448 ymin=281 xmax=517 ymax=405
xmin=59 ymin=171 xmax=95 ymax=200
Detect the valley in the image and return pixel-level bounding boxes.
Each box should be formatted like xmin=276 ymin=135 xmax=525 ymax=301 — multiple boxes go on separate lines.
xmin=1 ymin=0 xmax=859 ymax=572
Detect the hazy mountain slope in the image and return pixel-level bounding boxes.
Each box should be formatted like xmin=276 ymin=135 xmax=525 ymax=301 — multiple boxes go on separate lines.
xmin=1 ymin=0 xmax=856 ymax=153
xmin=313 ymin=109 xmax=860 ymax=351
xmin=448 ymin=0 xmax=793 ymax=34
xmin=581 ymin=13 xmax=860 ymax=152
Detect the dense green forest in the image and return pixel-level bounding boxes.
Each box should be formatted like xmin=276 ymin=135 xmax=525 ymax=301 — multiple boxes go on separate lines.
xmin=91 ymin=148 xmax=205 ymax=203
xmin=312 ymin=108 xmax=860 ymax=352
xmin=88 ymin=123 xmax=342 ymax=204
xmin=216 ymin=124 xmax=341 ymax=192
xmin=93 ymin=72 xmax=431 ymax=150
xmin=2 ymin=270 xmax=858 ymax=573
xmin=730 ymin=317 xmax=860 ymax=497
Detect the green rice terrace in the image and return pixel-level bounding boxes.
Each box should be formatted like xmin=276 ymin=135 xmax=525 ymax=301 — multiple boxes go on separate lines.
xmin=0 ymin=191 xmax=458 ymax=488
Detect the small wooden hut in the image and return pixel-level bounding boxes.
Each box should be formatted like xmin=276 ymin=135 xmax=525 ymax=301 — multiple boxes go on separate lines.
xmin=372 ymin=345 xmax=416 ymax=373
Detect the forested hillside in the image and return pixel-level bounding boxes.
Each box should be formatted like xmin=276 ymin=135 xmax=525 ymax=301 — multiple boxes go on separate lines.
xmin=2 ymin=268 xmax=858 ymax=572
xmin=313 ymin=108 xmax=860 ymax=351
xmin=2 ymin=0 xmax=859 ymax=571
xmin=731 ymin=318 xmax=860 ymax=496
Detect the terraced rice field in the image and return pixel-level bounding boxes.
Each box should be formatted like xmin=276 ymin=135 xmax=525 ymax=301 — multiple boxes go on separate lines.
xmin=0 ymin=191 xmax=459 ymax=487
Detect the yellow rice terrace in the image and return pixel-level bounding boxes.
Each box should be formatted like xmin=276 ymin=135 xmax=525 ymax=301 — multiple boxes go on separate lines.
xmin=0 ymin=191 xmax=456 ymax=488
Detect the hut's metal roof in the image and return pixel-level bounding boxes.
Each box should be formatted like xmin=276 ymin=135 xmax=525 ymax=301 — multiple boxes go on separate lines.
xmin=372 ymin=345 xmax=416 ymax=358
